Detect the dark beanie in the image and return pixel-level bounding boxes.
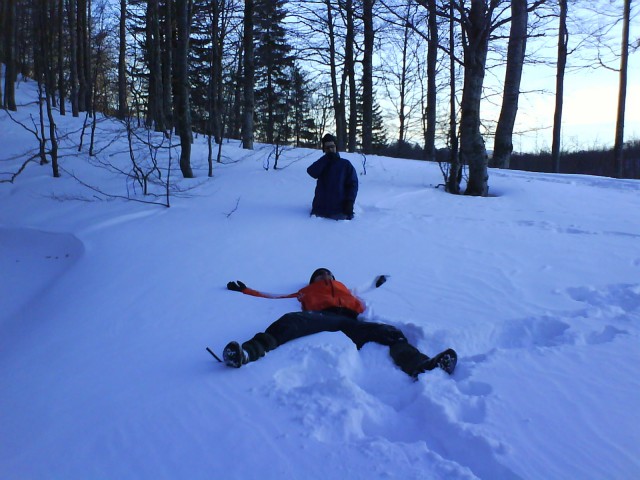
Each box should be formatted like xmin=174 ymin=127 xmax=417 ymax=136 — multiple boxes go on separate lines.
xmin=309 ymin=268 xmax=334 ymax=284
xmin=321 ymin=134 xmax=336 ymax=147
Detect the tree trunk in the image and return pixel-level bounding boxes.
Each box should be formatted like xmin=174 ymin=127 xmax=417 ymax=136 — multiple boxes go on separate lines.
xmin=361 ymin=0 xmax=374 ymax=154
xmin=613 ymin=0 xmax=630 ymax=178
xmin=492 ymin=0 xmax=527 ymax=169
xmin=148 ymin=0 xmax=165 ymax=131
xmin=325 ymin=0 xmax=345 ymax=150
xmin=175 ymin=0 xmax=194 ymax=177
xmin=424 ymin=0 xmax=437 ymax=162
xmin=552 ymin=0 xmax=567 ymax=173
xmin=209 ymin=0 xmax=222 ymax=145
xmin=117 ymin=0 xmax=127 ymax=119
xmin=231 ymin=47 xmax=243 ymax=139
xmin=76 ymin=0 xmax=87 ymax=112
xmin=242 ymin=0 xmax=254 ymax=150
xmin=460 ymin=0 xmax=491 ymax=197
xmin=162 ymin=0 xmax=173 ymax=128
xmin=57 ymin=0 xmax=66 ymax=115
xmin=398 ymin=15 xmax=409 ymax=146
xmin=68 ymin=0 xmax=79 ymax=116
xmin=446 ymin=0 xmax=460 ymax=193
xmin=345 ymin=0 xmax=357 ymax=152
xmin=84 ymin=0 xmax=92 ymax=113
xmin=3 ymin=0 xmax=17 ymax=111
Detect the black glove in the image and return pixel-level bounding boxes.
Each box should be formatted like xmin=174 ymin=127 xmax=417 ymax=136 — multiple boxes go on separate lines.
xmin=375 ymin=275 xmax=387 ymax=288
xmin=227 ymin=280 xmax=247 ymax=292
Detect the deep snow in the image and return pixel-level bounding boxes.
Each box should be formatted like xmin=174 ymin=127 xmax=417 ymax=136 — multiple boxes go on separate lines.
xmin=1 ymin=79 xmax=639 ymax=479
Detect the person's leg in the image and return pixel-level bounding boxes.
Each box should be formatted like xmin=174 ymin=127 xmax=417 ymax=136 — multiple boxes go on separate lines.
xmin=389 ymin=342 xmax=457 ymax=378
xmin=341 ymin=320 xmax=407 ymax=349
xmin=224 ymin=311 xmax=354 ymax=368
xmin=388 ymin=341 xmax=431 ymax=377
xmin=342 ymin=321 xmax=456 ymax=377
xmin=265 ymin=311 xmax=353 ymax=345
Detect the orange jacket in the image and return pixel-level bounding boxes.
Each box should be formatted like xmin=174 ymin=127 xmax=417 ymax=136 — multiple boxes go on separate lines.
xmin=242 ymin=279 xmax=365 ymax=314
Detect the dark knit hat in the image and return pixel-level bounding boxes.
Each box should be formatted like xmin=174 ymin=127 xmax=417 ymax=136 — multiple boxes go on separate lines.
xmin=309 ymin=267 xmax=335 ymax=284
xmin=321 ymin=134 xmax=336 ymax=151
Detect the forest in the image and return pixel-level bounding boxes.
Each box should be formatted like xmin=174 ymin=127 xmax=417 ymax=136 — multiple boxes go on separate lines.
xmin=1 ymin=0 xmax=638 ymax=194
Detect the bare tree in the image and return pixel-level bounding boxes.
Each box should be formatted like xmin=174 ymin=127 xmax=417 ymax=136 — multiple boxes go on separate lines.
xmin=424 ymin=0 xmax=438 ymax=161
xmin=552 ymin=0 xmax=567 ymax=173
xmin=242 ymin=0 xmax=254 ymax=149
xmin=492 ymin=0 xmax=528 ymax=169
xmin=614 ymin=0 xmax=631 ymax=178
xmin=68 ymin=0 xmax=80 ymax=116
xmin=175 ymin=0 xmax=194 ymax=177
xmin=146 ymin=0 xmax=165 ymax=131
xmin=117 ymin=0 xmax=127 ymax=119
xmin=446 ymin=0 xmax=461 ymax=193
xmin=361 ymin=0 xmax=374 ymax=154
xmin=325 ymin=0 xmax=347 ymax=150
xmin=57 ymin=0 xmax=66 ymax=115
xmin=457 ymin=0 xmax=495 ymax=196
xmin=3 ymin=0 xmax=17 ymax=111
xmin=344 ymin=0 xmax=358 ymax=152
xmin=34 ymin=0 xmax=60 ymax=176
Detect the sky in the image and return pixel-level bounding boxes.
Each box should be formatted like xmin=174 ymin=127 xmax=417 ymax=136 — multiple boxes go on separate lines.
xmin=380 ymin=1 xmax=640 ymax=154
xmin=512 ymin=57 xmax=640 ymax=153
xmin=1 ymin=73 xmax=639 ymax=479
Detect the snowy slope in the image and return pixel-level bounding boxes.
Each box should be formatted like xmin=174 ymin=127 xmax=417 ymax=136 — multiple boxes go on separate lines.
xmin=1 ymin=79 xmax=639 ymax=479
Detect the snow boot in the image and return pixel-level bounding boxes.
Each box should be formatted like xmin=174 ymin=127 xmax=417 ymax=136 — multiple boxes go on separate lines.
xmin=223 ymin=341 xmax=247 ymax=368
xmin=414 ymin=348 xmax=457 ymax=376
xmin=435 ymin=348 xmax=457 ymax=375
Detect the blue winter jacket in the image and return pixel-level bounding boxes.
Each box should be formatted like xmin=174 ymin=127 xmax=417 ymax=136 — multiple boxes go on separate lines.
xmin=307 ymin=152 xmax=358 ymax=220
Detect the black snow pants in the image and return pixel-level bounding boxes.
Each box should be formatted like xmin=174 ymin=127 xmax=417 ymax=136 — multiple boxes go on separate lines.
xmin=241 ymin=309 xmax=431 ymax=377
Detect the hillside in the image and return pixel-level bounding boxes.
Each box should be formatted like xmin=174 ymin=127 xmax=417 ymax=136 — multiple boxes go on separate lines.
xmin=1 ymin=79 xmax=639 ymax=479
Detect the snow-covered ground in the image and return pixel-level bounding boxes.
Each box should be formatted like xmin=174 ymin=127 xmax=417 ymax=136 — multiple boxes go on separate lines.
xmin=1 ymin=79 xmax=639 ymax=479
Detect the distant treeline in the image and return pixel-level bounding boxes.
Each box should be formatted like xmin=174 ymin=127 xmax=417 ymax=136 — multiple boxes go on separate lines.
xmin=508 ymin=141 xmax=640 ymax=179
xmin=378 ymin=140 xmax=640 ymax=180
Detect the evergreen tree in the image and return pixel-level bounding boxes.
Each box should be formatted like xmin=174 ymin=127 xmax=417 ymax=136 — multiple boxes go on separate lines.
xmin=253 ymin=0 xmax=294 ymax=144
xmin=356 ymin=90 xmax=388 ymax=153
xmin=289 ymin=64 xmax=316 ymax=147
xmin=371 ymin=98 xmax=388 ymax=153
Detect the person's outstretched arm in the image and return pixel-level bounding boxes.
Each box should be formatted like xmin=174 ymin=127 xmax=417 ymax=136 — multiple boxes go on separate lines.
xmin=227 ymin=281 xmax=298 ymax=299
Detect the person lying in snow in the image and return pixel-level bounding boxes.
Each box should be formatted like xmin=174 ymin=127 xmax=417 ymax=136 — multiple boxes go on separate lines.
xmin=307 ymin=134 xmax=358 ymax=220
xmin=222 ymin=268 xmax=457 ymax=379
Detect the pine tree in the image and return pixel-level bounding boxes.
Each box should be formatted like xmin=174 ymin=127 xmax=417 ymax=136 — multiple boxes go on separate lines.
xmin=253 ymin=0 xmax=294 ymax=144
xmin=289 ymin=65 xmax=316 ymax=147
xmin=356 ymin=91 xmax=388 ymax=153
xmin=371 ymin=98 xmax=388 ymax=153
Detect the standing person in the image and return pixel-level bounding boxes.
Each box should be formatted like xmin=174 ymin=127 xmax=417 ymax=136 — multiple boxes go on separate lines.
xmin=222 ymin=268 xmax=457 ymax=379
xmin=307 ymin=134 xmax=358 ymax=220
